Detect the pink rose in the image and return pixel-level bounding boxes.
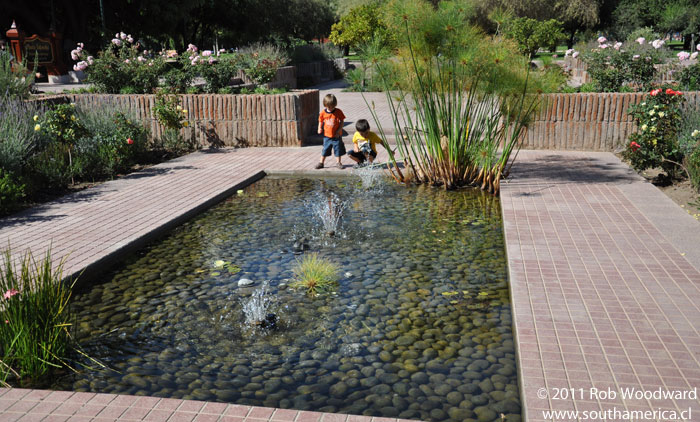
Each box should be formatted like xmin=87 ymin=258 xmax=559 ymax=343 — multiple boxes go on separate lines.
xmin=3 ymin=289 xmax=19 ymax=300
xmin=597 ymin=36 xmax=607 ymax=44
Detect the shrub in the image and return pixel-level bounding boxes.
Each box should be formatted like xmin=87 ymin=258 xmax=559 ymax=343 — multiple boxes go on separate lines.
xmin=329 ymin=2 xmax=389 ymax=50
xmin=0 ymin=247 xmax=75 ymax=384
xmin=239 ymin=43 xmax=289 ymax=85
xmin=197 ymin=56 xmax=241 ymax=93
xmin=624 ymin=88 xmax=685 ymax=177
xmin=582 ymin=45 xmax=660 ymax=92
xmin=677 ymin=62 xmax=700 ymax=91
xmin=502 ymin=18 xmax=565 ymax=58
xmin=0 ymin=51 xmax=35 ymax=100
xmin=291 ymin=253 xmax=339 ymax=295
xmin=71 ymin=35 xmax=165 ymax=94
xmin=687 ymin=147 xmax=700 ymax=191
xmin=0 ymin=169 xmax=25 ymax=215
xmin=0 ymin=95 xmax=44 ymax=175
xmin=152 ymin=92 xmax=196 ymax=156
xmin=27 ymin=142 xmax=73 ymax=189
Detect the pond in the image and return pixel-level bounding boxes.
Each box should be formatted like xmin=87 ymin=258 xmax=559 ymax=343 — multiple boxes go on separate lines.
xmin=58 ymin=175 xmax=520 ymax=422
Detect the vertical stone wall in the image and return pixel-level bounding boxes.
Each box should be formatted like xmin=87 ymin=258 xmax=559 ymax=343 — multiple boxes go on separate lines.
xmin=64 ymin=90 xmax=319 ymax=147
xmin=521 ymin=92 xmax=700 ymax=151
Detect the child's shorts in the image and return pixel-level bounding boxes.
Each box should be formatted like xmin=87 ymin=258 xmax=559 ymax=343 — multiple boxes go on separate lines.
xmin=322 ymin=137 xmax=346 ymax=157
xmin=349 ymin=150 xmax=377 ymax=163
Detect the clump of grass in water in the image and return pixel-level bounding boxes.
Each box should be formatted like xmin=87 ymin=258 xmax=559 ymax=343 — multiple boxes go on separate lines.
xmin=0 ymin=247 xmax=76 ymax=386
xmin=291 ymin=253 xmax=339 ymax=295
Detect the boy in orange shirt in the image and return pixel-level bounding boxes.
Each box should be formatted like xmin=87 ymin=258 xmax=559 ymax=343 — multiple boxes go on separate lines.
xmin=316 ymin=94 xmax=346 ymax=169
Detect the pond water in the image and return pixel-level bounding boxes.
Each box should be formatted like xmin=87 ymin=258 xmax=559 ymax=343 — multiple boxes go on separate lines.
xmin=58 ymin=176 xmax=520 ymax=422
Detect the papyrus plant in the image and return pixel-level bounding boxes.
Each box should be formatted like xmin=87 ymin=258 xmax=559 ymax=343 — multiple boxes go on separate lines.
xmin=365 ymin=19 xmax=537 ymax=194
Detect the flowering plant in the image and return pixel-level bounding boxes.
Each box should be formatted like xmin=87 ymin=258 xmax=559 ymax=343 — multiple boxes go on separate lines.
xmin=624 ymin=87 xmax=685 ymax=177
xmin=70 ymin=33 xmax=165 ymax=94
xmin=581 ymin=39 xmax=665 ymax=92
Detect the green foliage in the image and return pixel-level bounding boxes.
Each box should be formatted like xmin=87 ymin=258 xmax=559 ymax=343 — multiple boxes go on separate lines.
xmin=502 ymin=18 xmax=565 ymax=58
xmin=0 ymin=96 xmax=44 ymax=175
xmin=239 ymin=43 xmax=289 ymax=85
xmin=624 ymin=88 xmax=685 ymax=177
xmin=687 ymin=147 xmax=700 ymax=191
xmin=330 ymin=2 xmax=389 ymax=49
xmin=27 ymin=143 xmax=73 ymax=189
xmin=582 ymin=43 xmax=661 ymax=92
xmin=153 ymin=92 xmax=189 ymax=130
xmin=0 ymin=52 xmax=35 ymax=100
xmin=0 ymin=247 xmax=75 ymax=384
xmin=163 ymin=64 xmax=196 ymax=94
xmin=291 ymin=253 xmax=339 ymax=295
xmin=625 ymin=26 xmax=660 ymax=43
xmin=370 ymin=0 xmax=537 ymax=193
xmin=41 ymin=104 xmax=86 ymax=146
xmin=80 ymin=38 xmax=166 ymax=94
xmin=289 ymin=43 xmax=344 ymax=64
xmin=196 ymin=56 xmax=242 ymax=93
xmin=677 ymin=63 xmax=700 ymax=91
xmin=0 ymin=170 xmax=25 ymax=215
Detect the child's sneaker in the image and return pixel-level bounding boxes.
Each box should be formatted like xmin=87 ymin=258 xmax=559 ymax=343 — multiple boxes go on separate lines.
xmin=315 ymin=162 xmax=324 ymax=169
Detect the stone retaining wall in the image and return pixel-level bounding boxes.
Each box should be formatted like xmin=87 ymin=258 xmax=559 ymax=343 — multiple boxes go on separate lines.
xmin=237 ymin=66 xmax=297 ymax=90
xmin=521 ymin=92 xmax=700 ymax=150
xmin=63 ymin=90 xmax=319 ymax=147
xmin=296 ymin=60 xmax=336 ymax=86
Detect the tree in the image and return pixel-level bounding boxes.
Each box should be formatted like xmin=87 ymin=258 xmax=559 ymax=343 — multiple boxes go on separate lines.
xmin=329 ymin=2 xmax=387 ymax=50
xmin=555 ymin=0 xmax=600 ymax=48
xmin=502 ymin=17 xmax=565 ymax=57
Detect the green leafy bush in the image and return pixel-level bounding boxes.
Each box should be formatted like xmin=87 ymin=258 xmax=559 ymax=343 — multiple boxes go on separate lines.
xmin=0 ymin=247 xmax=75 ymax=384
xmin=72 ymin=35 xmax=165 ymax=94
xmin=502 ymin=18 xmax=565 ymax=58
xmin=583 ymin=47 xmax=659 ymax=92
xmin=197 ymin=56 xmax=241 ymax=93
xmin=624 ymin=88 xmax=685 ymax=177
xmin=687 ymin=147 xmax=700 ymax=191
xmin=0 ymin=169 xmax=25 ymax=214
xmin=152 ymin=92 xmax=196 ymax=156
xmin=27 ymin=142 xmax=73 ymax=189
xmin=239 ymin=43 xmax=289 ymax=85
xmin=677 ymin=63 xmax=700 ymax=91
xmin=329 ymin=2 xmax=389 ymax=50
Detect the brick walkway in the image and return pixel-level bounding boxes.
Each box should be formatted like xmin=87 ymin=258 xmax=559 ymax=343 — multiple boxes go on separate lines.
xmin=2 ymin=86 xmax=700 ymax=421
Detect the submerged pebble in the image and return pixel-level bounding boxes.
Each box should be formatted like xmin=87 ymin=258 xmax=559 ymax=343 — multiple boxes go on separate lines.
xmin=62 ymin=177 xmax=517 ymax=422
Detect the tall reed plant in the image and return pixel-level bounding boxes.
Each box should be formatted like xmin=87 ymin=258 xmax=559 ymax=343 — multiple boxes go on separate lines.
xmin=367 ymin=18 xmax=536 ymax=193
xmin=0 ymin=247 xmax=75 ymax=385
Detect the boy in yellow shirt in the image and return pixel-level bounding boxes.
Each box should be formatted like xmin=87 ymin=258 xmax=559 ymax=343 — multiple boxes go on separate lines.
xmin=348 ymin=119 xmax=384 ymax=168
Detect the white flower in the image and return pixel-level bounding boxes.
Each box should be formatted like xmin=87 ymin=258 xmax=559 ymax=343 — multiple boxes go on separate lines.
xmin=572 ymin=51 xmax=579 ymax=58
xmin=597 ymin=36 xmax=607 ymax=44
xmin=636 ymin=37 xmax=645 ymax=45
xmin=202 ymin=50 xmax=213 ymax=57
xmin=697 ymin=43 xmax=700 ymax=51
xmin=692 ymin=129 xmax=699 ymax=137
xmin=71 ymin=49 xmax=80 ymax=60
xmin=565 ymin=49 xmax=574 ymax=57
xmin=677 ymin=52 xmax=690 ymax=61
xmin=614 ymin=42 xmax=623 ymax=50
xmin=600 ymin=43 xmax=609 ymax=49
xmin=658 ymin=112 xmax=665 ymax=118
xmin=692 ymin=52 xmax=698 ymax=60
xmin=119 ymin=32 xmax=127 ymax=40
xmin=112 ymin=38 xmax=122 ymax=46
xmin=649 ymin=110 xmax=655 ymax=115
xmin=652 ymin=39 xmax=665 ymax=49
xmin=633 ymin=54 xmax=640 ymax=60
xmin=641 ymin=124 xmax=647 ymax=131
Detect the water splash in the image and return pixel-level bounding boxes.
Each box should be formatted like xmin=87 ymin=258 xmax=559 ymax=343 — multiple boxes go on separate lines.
xmin=241 ymin=280 xmax=277 ymax=330
xmin=353 ymin=164 xmax=386 ymax=192
xmin=311 ymin=191 xmax=346 ymax=236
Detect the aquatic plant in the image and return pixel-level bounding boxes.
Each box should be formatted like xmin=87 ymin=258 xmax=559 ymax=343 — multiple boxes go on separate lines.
xmin=0 ymin=247 xmax=75 ymax=385
xmin=366 ymin=0 xmax=537 ymax=194
xmin=291 ymin=253 xmax=339 ymax=295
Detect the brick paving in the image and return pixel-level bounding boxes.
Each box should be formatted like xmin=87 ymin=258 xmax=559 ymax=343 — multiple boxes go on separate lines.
xmin=1 ymin=86 xmax=700 ymax=421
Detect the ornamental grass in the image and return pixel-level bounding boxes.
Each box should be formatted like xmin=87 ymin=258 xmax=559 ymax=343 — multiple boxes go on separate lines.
xmin=0 ymin=247 xmax=76 ymax=386
xmin=365 ymin=2 xmax=537 ymax=194
xmin=291 ymin=253 xmax=339 ymax=295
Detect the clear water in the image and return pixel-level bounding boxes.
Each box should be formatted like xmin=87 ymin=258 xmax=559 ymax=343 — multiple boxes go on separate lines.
xmin=59 ymin=176 xmax=519 ymax=422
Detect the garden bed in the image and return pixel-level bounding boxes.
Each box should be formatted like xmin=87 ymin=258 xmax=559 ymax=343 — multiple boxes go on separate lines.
xmin=50 ymin=90 xmax=319 ymax=148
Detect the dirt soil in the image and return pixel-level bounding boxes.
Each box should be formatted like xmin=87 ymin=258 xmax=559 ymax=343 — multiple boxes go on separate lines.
xmin=640 ymin=168 xmax=700 ymax=221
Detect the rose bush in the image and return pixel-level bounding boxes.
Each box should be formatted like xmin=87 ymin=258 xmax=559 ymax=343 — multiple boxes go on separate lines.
xmin=624 ymin=88 xmax=685 ymax=178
